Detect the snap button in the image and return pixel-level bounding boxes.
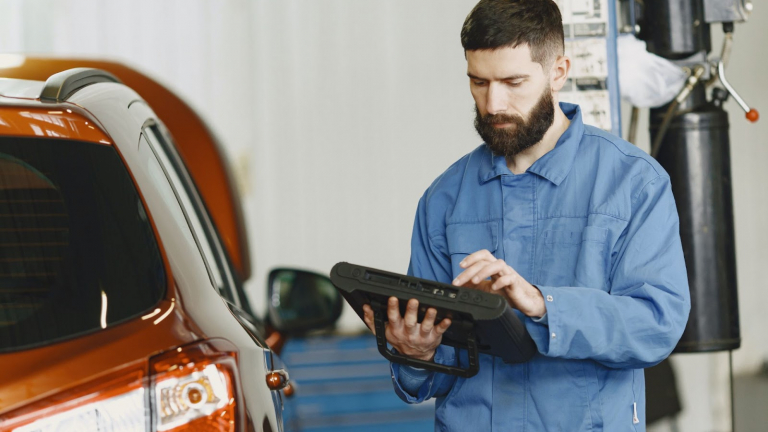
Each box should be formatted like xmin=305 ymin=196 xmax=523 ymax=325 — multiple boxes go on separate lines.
xmin=551 ymin=332 xmax=557 ymax=339
xmin=546 ymin=295 xmax=553 ymax=302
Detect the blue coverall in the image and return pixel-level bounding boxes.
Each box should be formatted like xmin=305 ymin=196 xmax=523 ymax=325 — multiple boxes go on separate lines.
xmin=392 ymin=103 xmax=691 ymax=431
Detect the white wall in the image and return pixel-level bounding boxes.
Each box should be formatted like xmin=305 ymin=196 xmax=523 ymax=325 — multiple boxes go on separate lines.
xmin=244 ymin=0 xmax=480 ymax=330
xmin=2 ymin=1 xmax=766 ymax=430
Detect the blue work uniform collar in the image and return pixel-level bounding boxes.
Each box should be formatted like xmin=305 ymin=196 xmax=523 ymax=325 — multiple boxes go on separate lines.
xmin=479 ymin=102 xmax=585 ymax=186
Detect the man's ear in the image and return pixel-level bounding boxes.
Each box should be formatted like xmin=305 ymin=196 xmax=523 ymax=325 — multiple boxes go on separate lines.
xmin=549 ymin=55 xmax=570 ymax=92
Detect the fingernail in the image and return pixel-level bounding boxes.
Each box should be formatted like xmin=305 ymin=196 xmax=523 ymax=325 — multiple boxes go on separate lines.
xmin=460 ymin=261 xmax=466 ymax=267
xmin=472 ymin=277 xmax=479 ymax=283
xmin=452 ymin=278 xmax=460 ymax=285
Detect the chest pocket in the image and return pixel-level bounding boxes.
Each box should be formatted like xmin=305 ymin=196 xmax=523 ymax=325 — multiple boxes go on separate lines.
xmin=445 ymin=221 xmax=499 ymax=279
xmin=537 ymin=225 xmax=610 ymax=290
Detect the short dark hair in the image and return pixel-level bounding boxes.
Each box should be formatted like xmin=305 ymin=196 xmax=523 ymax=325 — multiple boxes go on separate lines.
xmin=461 ymin=0 xmax=565 ymax=68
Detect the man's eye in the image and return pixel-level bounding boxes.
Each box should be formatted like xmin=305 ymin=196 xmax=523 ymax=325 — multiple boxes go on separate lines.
xmin=506 ymin=81 xmax=523 ymax=87
xmin=473 ymin=81 xmax=487 ymax=86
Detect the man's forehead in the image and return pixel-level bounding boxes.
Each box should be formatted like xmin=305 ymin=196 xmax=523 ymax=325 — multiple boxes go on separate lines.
xmin=466 ymin=44 xmax=543 ymax=78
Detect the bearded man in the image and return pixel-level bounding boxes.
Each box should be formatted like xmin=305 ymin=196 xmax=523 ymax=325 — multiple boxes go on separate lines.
xmin=362 ymin=0 xmax=690 ymax=430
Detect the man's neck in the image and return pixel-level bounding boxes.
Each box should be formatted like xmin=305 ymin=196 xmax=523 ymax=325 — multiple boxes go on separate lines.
xmin=506 ymin=103 xmax=571 ymax=175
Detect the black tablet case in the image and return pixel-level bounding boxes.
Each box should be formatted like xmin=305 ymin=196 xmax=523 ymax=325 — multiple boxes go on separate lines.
xmin=330 ymin=262 xmax=537 ymax=377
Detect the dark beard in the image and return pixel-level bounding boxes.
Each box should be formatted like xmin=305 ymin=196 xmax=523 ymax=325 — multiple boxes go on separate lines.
xmin=474 ymin=87 xmax=555 ymax=158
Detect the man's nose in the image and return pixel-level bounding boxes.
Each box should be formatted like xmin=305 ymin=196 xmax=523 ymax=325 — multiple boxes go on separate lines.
xmin=485 ymin=83 xmax=507 ymax=115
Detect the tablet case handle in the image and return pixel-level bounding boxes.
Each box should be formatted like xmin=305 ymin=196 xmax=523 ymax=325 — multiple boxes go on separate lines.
xmin=371 ymin=299 xmax=480 ymax=378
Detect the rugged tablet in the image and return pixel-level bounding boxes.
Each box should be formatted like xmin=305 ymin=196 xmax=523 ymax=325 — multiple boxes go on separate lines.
xmin=330 ymin=262 xmax=537 ymax=377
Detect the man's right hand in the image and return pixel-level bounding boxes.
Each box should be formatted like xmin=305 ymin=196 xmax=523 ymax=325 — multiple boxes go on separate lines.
xmin=362 ymin=296 xmax=451 ymax=362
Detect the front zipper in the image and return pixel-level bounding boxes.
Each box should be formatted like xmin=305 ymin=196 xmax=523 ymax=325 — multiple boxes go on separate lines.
xmin=633 ymin=402 xmax=639 ymax=424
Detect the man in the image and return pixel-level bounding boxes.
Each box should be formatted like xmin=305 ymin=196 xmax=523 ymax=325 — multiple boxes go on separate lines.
xmin=362 ymin=0 xmax=690 ymax=430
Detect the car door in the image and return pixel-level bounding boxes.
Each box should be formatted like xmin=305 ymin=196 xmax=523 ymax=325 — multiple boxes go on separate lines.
xmin=129 ymin=100 xmax=287 ymax=431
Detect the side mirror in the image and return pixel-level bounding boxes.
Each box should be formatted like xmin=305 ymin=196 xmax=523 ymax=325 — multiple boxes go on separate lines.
xmin=267 ymin=268 xmax=343 ymax=336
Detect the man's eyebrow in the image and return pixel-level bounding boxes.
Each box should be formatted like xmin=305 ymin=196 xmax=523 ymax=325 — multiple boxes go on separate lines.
xmin=467 ymin=73 xmax=529 ymax=81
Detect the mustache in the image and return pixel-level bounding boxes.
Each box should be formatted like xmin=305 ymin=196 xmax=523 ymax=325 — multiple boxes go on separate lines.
xmin=479 ymin=112 xmax=523 ymax=125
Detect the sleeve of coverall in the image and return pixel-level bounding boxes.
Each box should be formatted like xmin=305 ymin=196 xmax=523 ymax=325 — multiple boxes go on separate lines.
xmin=390 ymin=194 xmax=459 ymax=403
xmin=525 ymin=175 xmax=691 ymax=369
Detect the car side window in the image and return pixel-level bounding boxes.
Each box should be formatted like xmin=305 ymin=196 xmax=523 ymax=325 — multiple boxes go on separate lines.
xmin=141 ymin=126 xmax=241 ymax=308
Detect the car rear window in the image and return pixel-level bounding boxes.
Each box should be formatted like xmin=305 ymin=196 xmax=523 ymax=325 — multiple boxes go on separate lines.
xmin=0 ymin=137 xmax=165 ymax=352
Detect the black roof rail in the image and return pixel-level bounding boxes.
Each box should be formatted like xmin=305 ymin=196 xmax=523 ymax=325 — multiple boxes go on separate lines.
xmin=40 ymin=68 xmax=121 ymax=103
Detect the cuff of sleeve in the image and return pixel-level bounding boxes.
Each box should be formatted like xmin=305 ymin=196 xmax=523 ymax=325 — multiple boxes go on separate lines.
xmin=524 ymin=285 xmax=560 ymax=357
xmin=531 ymin=312 xmax=549 ymax=325
xmin=398 ymin=365 xmax=432 ymax=381
xmin=390 ymin=346 xmax=456 ymax=403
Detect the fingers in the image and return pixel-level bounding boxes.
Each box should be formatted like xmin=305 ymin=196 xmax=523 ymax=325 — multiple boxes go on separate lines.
xmin=403 ymin=299 xmax=419 ymax=334
xmin=420 ymin=307 xmax=437 ymax=335
xmin=435 ymin=317 xmax=451 ymax=335
xmin=453 ymin=259 xmax=493 ymax=286
xmin=470 ymin=259 xmax=512 ymax=284
xmin=453 ymin=250 xmax=500 ymax=286
xmin=490 ymin=271 xmax=520 ymax=291
xmin=364 ymin=300 xmax=404 ymax=334
xmin=386 ymin=297 xmax=402 ymax=330
xmin=362 ymin=303 xmax=374 ymax=333
xmin=460 ymin=249 xmax=496 ymax=269
xmin=364 ymin=298 xmax=450 ymax=361
xmin=421 ymin=308 xmax=452 ymax=337
xmin=453 ymin=250 xmax=518 ymax=288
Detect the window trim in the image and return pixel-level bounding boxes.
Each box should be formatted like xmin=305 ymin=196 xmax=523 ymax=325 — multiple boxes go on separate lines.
xmin=140 ymin=120 xmax=250 ymax=314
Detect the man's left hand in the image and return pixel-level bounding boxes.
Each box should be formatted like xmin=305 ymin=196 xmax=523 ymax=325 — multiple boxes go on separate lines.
xmin=452 ymin=249 xmax=546 ymax=318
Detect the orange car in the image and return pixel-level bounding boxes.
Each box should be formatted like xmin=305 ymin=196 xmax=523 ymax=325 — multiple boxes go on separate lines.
xmin=0 ymin=59 xmax=341 ymax=432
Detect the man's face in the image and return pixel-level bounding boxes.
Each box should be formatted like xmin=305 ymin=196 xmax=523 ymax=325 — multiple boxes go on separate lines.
xmin=467 ymin=45 xmax=555 ymax=157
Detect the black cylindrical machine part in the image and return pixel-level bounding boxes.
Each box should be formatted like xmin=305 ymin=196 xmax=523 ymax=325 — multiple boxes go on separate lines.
xmin=652 ymin=88 xmax=741 ymax=352
xmin=641 ymin=0 xmax=711 ymax=58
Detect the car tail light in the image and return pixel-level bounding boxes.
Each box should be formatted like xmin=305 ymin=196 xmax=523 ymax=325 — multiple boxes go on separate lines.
xmin=150 ymin=339 xmax=243 ymax=432
xmin=1 ymin=339 xmax=244 ymax=432
xmin=7 ymin=375 xmax=147 ymax=432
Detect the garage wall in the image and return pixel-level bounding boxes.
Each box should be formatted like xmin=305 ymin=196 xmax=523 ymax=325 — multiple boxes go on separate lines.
xmin=2 ymin=1 xmax=766 ymax=431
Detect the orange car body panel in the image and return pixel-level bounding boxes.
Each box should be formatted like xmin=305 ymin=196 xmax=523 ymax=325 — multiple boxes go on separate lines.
xmin=0 ymin=57 xmax=251 ymax=282
xmin=0 ymin=92 xmax=206 ymax=414
xmin=0 ymin=299 xmax=203 ymax=416
xmin=0 ymin=105 xmax=112 ymax=145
